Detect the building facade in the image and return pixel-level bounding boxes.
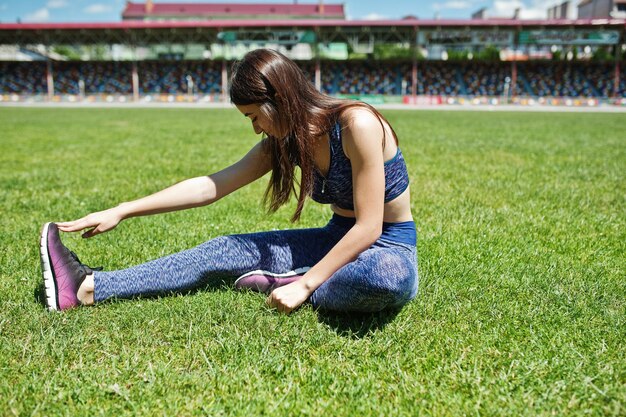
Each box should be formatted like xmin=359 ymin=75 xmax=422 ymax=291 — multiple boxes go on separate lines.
xmin=547 ymin=1 xmax=576 ymax=19
xmin=122 ymin=1 xmax=345 ymax=21
xmin=577 ymin=0 xmax=626 ymax=18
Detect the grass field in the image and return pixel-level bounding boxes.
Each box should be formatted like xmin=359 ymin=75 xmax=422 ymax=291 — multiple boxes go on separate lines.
xmin=0 ymin=107 xmax=624 ymax=416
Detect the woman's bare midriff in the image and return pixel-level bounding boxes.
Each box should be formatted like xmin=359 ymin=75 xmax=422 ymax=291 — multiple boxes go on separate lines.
xmin=331 ymin=187 xmax=414 ymax=223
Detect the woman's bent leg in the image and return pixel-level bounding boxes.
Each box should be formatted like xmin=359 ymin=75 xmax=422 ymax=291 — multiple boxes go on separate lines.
xmin=94 ymin=227 xmax=341 ymax=302
xmin=310 ymin=241 xmax=418 ymax=313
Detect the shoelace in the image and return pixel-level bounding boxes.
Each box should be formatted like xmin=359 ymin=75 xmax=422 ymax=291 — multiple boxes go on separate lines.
xmin=69 ymin=250 xmax=103 ymax=274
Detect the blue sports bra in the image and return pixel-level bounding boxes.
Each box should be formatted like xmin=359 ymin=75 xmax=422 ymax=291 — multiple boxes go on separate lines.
xmin=311 ymin=122 xmax=410 ymax=210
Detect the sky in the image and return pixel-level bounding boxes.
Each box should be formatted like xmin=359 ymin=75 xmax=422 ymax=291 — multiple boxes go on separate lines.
xmin=0 ymin=1 xmax=567 ymax=24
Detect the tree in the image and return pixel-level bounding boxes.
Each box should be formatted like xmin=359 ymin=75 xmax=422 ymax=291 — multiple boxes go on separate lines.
xmin=372 ymin=44 xmax=413 ymax=60
xmin=53 ymin=45 xmax=82 ymax=60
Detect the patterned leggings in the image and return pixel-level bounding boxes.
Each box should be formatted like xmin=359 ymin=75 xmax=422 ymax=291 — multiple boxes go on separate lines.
xmin=94 ymin=215 xmax=419 ymax=312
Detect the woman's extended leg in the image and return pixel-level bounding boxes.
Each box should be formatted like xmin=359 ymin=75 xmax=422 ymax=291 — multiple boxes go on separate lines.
xmin=92 ymin=226 xmax=343 ymax=303
xmin=309 ymin=240 xmax=418 ymax=313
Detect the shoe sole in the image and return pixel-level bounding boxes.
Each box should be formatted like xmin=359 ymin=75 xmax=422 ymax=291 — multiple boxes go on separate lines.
xmin=234 ymin=266 xmax=311 ymax=287
xmin=39 ymin=222 xmax=59 ymax=311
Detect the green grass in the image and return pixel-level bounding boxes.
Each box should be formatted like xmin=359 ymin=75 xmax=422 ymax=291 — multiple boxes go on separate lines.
xmin=0 ymin=107 xmax=624 ymax=416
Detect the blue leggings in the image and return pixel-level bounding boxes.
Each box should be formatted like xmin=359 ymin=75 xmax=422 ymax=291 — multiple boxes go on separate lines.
xmin=94 ymin=215 xmax=419 ymax=312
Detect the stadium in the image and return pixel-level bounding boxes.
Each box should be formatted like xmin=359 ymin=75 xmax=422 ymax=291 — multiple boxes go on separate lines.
xmin=1 ymin=1 xmax=625 ymax=416
xmin=1 ymin=0 xmax=625 ymax=107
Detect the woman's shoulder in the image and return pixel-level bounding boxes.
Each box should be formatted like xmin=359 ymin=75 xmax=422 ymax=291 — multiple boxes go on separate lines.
xmin=335 ymin=104 xmax=398 ymax=157
xmin=338 ymin=104 xmax=381 ymax=129
xmin=337 ymin=105 xmax=382 ymax=133
xmin=337 ymin=105 xmax=385 ymax=143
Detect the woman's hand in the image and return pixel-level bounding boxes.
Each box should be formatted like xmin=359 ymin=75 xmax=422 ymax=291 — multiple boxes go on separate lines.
xmin=56 ymin=206 xmax=126 ymax=238
xmin=266 ymin=280 xmax=313 ymax=314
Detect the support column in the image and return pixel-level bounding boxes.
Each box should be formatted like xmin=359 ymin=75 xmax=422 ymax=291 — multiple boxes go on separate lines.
xmin=46 ymin=59 xmax=54 ymax=101
xmin=614 ymin=43 xmax=621 ymax=99
xmin=511 ymin=60 xmax=518 ymax=98
xmin=314 ymin=27 xmax=321 ymax=91
xmin=315 ymin=58 xmax=321 ymax=91
xmin=511 ymin=30 xmax=519 ymax=98
xmin=412 ymin=26 xmax=418 ymax=103
xmin=614 ymin=61 xmax=620 ymax=99
xmin=412 ymin=59 xmax=417 ymax=102
xmin=221 ymin=60 xmax=228 ymax=102
xmin=132 ymin=60 xmax=139 ymax=102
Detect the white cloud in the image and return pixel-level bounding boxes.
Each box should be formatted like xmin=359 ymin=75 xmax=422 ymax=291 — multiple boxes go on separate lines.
xmin=492 ymin=0 xmax=525 ymax=16
xmin=524 ymin=0 xmax=562 ymax=18
xmin=444 ymin=1 xmax=473 ymax=9
xmin=47 ymin=0 xmax=68 ymax=8
xmin=84 ymin=4 xmax=113 ymax=14
xmin=491 ymin=0 xmax=560 ymax=19
xmin=363 ymin=13 xmax=389 ymax=20
xmin=433 ymin=1 xmax=475 ymax=12
xmin=518 ymin=8 xmax=549 ymax=19
xmin=24 ymin=7 xmax=50 ymax=22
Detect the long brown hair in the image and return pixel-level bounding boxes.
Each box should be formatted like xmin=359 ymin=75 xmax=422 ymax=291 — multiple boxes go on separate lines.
xmin=230 ymin=49 xmax=397 ymax=222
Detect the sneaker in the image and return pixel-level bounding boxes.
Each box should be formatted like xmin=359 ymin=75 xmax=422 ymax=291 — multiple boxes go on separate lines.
xmin=234 ymin=267 xmax=310 ymax=294
xmin=39 ymin=222 xmax=100 ymax=311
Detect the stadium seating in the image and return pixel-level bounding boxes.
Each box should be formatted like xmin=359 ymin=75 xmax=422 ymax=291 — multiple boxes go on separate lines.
xmin=138 ymin=61 xmax=221 ymax=94
xmin=520 ymin=63 xmax=587 ymax=97
xmin=296 ymin=61 xmax=316 ymax=84
xmin=320 ymin=61 xmax=406 ymax=95
xmin=461 ymin=62 xmax=511 ymax=96
xmin=2 ymin=60 xmax=624 ymax=98
xmin=416 ymin=62 xmax=463 ymax=96
xmin=52 ymin=61 xmax=133 ymax=94
xmin=0 ymin=62 xmax=47 ymax=94
xmin=579 ymin=63 xmax=615 ymax=98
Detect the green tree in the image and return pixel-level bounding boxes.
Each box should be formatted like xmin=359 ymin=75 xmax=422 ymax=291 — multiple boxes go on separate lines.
xmin=53 ymin=45 xmax=81 ymax=60
xmin=475 ymin=45 xmax=500 ymax=61
xmin=373 ymin=44 xmax=412 ymax=60
xmin=592 ymin=47 xmax=612 ymax=62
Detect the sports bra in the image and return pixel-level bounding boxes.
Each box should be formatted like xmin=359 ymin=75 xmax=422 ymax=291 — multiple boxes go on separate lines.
xmin=311 ymin=121 xmax=410 ymax=210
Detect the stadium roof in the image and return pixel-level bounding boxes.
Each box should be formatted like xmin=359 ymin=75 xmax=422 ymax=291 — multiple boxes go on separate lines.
xmin=122 ymin=1 xmax=345 ymax=20
xmin=1 ymin=18 xmax=624 ymax=45
xmin=4 ymin=17 xmax=626 ymax=29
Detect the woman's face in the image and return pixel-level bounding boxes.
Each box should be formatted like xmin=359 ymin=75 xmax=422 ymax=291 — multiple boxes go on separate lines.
xmin=236 ymin=103 xmax=275 ymax=137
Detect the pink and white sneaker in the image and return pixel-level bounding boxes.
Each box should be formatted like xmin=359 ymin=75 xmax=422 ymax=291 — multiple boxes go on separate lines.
xmin=39 ymin=222 xmax=99 ymax=311
xmin=234 ymin=267 xmax=310 ymax=294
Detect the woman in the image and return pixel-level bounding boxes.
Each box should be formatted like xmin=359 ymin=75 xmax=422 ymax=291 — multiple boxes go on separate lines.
xmin=40 ymin=49 xmax=418 ymax=314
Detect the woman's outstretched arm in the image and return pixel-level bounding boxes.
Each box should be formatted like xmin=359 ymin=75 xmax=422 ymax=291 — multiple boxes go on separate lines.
xmin=57 ymin=141 xmax=270 ymax=238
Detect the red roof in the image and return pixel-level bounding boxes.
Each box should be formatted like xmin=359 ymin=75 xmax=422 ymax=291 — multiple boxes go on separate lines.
xmin=122 ymin=2 xmax=345 ymax=19
xmin=2 ymin=18 xmax=625 ymax=30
